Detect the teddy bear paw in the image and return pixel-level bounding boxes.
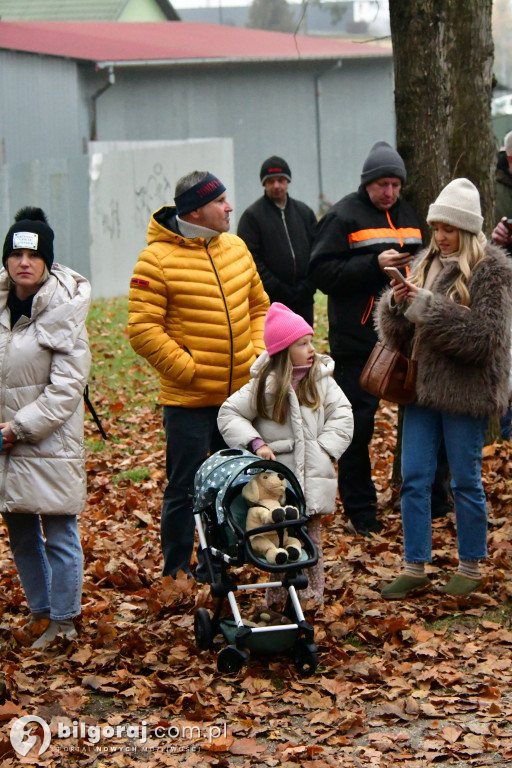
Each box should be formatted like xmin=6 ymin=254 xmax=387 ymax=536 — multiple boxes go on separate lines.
xmin=274 ymin=549 xmax=288 ymax=565
xmin=271 ymin=507 xmax=285 ymax=523
xmin=284 ymin=506 xmax=299 ymax=520
xmin=286 ymin=545 xmax=301 ymax=561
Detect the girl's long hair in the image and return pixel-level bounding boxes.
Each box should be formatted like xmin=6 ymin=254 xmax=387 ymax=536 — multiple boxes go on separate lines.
xmin=254 ymin=349 xmax=321 ymax=424
xmin=409 ymin=229 xmax=485 ymax=307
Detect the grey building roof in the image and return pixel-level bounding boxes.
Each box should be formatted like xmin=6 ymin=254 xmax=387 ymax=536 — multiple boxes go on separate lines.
xmin=0 ymin=0 xmax=179 ymax=22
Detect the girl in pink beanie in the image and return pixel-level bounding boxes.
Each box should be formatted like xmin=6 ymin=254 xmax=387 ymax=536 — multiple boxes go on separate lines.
xmin=218 ymin=303 xmax=353 ymax=606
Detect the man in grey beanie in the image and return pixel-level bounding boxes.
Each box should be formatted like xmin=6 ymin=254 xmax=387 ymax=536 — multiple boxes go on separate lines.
xmin=309 ymin=141 xmax=423 ymax=535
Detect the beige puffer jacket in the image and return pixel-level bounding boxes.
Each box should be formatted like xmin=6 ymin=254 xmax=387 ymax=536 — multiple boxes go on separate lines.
xmin=0 ymin=264 xmax=91 ymax=515
xmin=217 ymin=352 xmax=353 ymax=515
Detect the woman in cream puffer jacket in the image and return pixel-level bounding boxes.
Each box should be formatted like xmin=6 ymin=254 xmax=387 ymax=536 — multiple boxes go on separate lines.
xmin=0 ymin=207 xmax=91 ymax=648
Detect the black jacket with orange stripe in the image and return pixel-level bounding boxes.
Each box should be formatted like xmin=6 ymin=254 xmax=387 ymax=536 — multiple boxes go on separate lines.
xmin=309 ymin=186 xmax=422 ymax=358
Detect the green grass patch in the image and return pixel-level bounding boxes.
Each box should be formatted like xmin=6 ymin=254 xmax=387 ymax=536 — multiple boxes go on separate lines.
xmin=85 ymin=294 xmax=331 ymax=409
xmin=112 ymin=467 xmax=152 ymax=486
xmin=313 ymin=291 xmax=329 ymax=354
xmin=86 ymin=296 xmax=159 ymax=403
xmin=427 ymin=601 xmax=512 ymax=636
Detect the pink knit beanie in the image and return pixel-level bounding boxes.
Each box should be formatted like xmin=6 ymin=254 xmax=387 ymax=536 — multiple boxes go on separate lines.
xmin=264 ymin=303 xmax=314 ymax=357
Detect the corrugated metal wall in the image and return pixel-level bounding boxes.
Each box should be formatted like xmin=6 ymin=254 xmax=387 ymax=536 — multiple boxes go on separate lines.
xmin=90 ymin=57 xmax=395 ymax=222
xmin=0 ymin=50 xmax=89 ymax=166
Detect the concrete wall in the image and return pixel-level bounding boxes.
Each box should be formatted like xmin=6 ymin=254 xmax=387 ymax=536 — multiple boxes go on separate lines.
xmin=88 ymin=138 xmax=234 ymax=298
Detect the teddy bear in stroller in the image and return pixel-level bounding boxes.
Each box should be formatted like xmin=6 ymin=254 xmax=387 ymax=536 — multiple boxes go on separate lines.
xmin=192 ymin=448 xmax=319 ymax=675
xmin=242 ymin=470 xmax=303 ymax=565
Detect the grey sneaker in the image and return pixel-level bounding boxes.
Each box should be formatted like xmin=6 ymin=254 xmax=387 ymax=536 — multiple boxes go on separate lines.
xmin=31 ymin=619 xmax=78 ymax=649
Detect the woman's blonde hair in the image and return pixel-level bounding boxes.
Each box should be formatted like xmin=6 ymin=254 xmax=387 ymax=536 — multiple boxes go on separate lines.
xmin=254 ymin=349 xmax=321 ymax=424
xmin=409 ymin=228 xmax=485 ymax=307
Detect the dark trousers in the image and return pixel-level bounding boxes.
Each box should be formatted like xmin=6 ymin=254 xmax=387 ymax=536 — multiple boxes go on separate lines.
xmin=431 ymin=439 xmax=452 ymax=515
xmin=161 ymin=405 xmax=226 ymax=577
xmin=333 ymin=356 xmax=380 ymax=524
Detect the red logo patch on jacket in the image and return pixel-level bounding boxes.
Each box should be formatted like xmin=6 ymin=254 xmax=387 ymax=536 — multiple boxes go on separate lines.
xmin=130 ymin=277 xmax=150 ymax=288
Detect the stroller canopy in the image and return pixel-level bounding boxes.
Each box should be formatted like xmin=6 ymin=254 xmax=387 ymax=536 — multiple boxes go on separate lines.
xmin=194 ymin=449 xmax=261 ymax=523
xmin=194 ymin=448 xmax=305 ymax=524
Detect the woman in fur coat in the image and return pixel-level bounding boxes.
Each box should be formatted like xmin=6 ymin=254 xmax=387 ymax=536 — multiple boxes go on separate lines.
xmin=376 ymin=179 xmax=512 ymax=599
xmin=218 ymin=302 xmax=353 ymax=606
xmin=0 ymin=207 xmax=91 ymax=647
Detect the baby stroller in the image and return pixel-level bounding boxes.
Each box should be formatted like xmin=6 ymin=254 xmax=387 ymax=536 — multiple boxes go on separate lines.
xmin=192 ymin=448 xmax=319 ymax=676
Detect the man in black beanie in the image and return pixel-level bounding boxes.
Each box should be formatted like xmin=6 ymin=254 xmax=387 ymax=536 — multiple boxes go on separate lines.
xmin=237 ymin=156 xmax=317 ymax=324
xmin=309 ymin=142 xmax=423 ymax=536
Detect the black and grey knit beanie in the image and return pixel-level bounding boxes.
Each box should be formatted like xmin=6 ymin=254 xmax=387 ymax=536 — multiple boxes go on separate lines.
xmin=360 ymin=141 xmax=407 ymax=186
xmin=2 ymin=207 xmax=54 ymax=270
xmin=260 ymin=156 xmax=292 ymax=184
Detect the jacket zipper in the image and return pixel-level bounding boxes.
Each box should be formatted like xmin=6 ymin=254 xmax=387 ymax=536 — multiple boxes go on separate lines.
xmin=205 ymin=244 xmax=234 ymax=396
xmin=280 ymin=208 xmax=297 ymax=284
xmin=360 ymin=212 xmax=406 ymax=324
xmin=385 ymin=210 xmax=404 ymax=248
xmin=385 ymin=210 xmax=411 ymax=276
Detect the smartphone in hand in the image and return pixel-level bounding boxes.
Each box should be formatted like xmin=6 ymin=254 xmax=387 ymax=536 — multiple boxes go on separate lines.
xmin=384 ymin=266 xmax=407 ymax=283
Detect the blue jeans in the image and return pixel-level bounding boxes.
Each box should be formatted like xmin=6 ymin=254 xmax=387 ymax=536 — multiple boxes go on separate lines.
xmin=500 ymin=401 xmax=512 ymax=441
xmin=2 ymin=513 xmax=83 ymax=620
xmin=401 ymin=405 xmax=488 ymax=563
xmin=161 ymin=405 xmax=226 ymax=577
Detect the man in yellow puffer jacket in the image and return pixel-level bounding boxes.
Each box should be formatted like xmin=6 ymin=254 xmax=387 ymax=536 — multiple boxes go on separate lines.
xmin=128 ymin=171 xmax=269 ymax=579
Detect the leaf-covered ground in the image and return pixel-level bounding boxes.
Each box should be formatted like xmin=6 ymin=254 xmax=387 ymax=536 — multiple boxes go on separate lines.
xmin=1 ymin=298 xmax=512 ymax=768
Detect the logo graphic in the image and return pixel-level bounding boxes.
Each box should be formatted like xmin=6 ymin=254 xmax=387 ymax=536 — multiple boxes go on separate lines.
xmin=10 ymin=716 xmax=51 ymax=757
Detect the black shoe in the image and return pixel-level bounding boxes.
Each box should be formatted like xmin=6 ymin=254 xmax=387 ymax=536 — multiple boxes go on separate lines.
xmin=347 ymin=516 xmax=382 ymax=537
xmin=431 ymin=503 xmax=453 ymax=519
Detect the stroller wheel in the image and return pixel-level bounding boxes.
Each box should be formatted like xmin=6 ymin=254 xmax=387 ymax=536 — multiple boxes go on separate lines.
xmin=217 ymin=645 xmax=248 ymax=674
xmin=194 ymin=608 xmax=213 ymax=651
xmin=293 ymin=638 xmax=318 ymax=676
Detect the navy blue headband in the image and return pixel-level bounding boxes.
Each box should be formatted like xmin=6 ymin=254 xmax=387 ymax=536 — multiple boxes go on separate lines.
xmin=175 ymin=174 xmax=226 ymax=216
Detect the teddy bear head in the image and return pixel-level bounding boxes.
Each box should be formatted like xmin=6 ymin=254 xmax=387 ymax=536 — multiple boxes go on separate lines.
xmin=241 ymin=471 xmax=287 ymax=505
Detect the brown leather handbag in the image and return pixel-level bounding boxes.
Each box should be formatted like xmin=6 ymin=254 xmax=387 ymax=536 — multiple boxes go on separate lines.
xmin=359 ymin=342 xmax=417 ymax=405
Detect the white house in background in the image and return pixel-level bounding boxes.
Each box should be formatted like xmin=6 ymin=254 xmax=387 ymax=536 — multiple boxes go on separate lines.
xmin=0 ymin=20 xmax=395 ymax=297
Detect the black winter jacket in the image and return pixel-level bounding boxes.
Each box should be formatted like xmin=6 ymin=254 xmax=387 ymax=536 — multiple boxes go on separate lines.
xmin=237 ymin=194 xmax=317 ymax=315
xmin=309 ymin=187 xmax=422 ymax=358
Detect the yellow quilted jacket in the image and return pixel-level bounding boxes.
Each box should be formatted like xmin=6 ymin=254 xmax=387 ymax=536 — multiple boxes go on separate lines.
xmin=128 ymin=206 xmax=269 ymax=407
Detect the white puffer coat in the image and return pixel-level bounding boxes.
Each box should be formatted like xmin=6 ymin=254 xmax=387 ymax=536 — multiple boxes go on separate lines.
xmin=0 ymin=264 xmax=91 ymax=515
xmin=217 ymin=352 xmax=353 ymax=515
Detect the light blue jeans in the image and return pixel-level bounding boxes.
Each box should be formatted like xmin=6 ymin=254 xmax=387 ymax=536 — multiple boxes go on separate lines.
xmin=2 ymin=513 xmax=83 ymax=620
xmin=401 ymin=405 xmax=488 ymax=563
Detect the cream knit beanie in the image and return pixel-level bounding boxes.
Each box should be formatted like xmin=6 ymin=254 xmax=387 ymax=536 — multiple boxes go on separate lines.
xmin=426 ymin=178 xmax=483 ymax=235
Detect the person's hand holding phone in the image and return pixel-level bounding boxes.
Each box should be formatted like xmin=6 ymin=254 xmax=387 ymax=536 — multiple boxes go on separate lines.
xmin=384 ymin=266 xmax=418 ymax=304
xmin=492 ymin=217 xmax=512 ymax=247
xmin=378 ymin=248 xmax=414 ymax=272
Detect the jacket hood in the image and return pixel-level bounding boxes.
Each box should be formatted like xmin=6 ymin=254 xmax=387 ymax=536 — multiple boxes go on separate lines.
xmin=0 ymin=263 xmax=91 ymax=353
xmin=147 ymin=205 xmax=180 ymax=246
xmin=497 ymin=149 xmax=509 ymax=173
xmin=496 ymin=165 xmax=512 ymax=189
xmin=147 ymin=205 xmax=223 ymax=247
xmin=250 ymin=350 xmax=334 ymax=379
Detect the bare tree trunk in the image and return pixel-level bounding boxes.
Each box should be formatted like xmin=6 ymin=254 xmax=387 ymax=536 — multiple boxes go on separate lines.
xmin=388 ymin=1 xmax=498 ymax=476
xmin=389 ymin=0 xmax=495 ymax=239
